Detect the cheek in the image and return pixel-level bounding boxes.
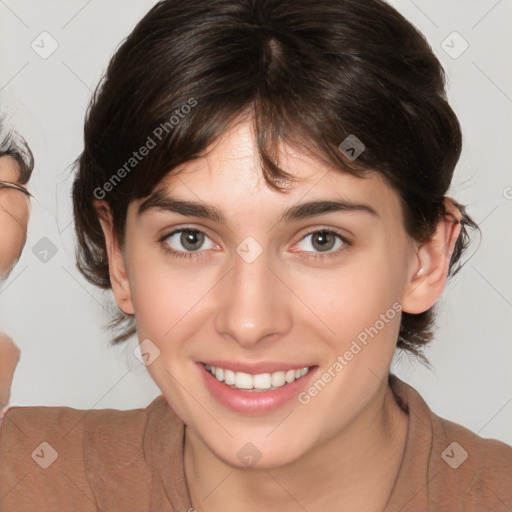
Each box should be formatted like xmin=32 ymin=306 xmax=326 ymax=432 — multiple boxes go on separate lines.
xmin=128 ymin=250 xmax=212 ymax=340
xmin=130 ymin=272 xmax=182 ymax=338
xmin=297 ymin=251 xmax=403 ymax=357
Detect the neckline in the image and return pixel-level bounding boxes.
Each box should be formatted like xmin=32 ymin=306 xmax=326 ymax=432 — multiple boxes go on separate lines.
xmin=144 ymin=374 xmax=433 ymax=511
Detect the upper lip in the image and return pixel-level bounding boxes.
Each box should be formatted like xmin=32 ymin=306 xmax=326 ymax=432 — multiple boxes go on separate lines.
xmin=200 ymin=360 xmax=316 ymax=374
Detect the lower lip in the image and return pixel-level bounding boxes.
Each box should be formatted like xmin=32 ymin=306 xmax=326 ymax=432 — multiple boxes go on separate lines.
xmin=196 ymin=362 xmax=318 ymax=414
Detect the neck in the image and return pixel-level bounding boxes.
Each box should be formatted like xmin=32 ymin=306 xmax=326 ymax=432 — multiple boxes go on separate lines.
xmin=184 ymin=381 xmax=408 ymax=512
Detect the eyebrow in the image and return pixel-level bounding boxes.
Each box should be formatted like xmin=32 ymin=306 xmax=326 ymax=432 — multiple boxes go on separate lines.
xmin=137 ymin=188 xmax=379 ymax=224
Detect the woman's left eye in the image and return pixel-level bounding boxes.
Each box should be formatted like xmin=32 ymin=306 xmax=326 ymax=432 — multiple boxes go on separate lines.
xmin=294 ymin=229 xmax=351 ymax=260
xmin=159 ymin=228 xmax=351 ymax=260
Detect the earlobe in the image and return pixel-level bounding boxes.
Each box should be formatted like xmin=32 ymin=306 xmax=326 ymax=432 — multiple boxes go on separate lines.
xmin=94 ymin=200 xmax=135 ymax=315
xmin=401 ymin=198 xmax=462 ymax=314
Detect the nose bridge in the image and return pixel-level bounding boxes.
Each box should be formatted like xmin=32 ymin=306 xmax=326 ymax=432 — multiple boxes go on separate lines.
xmin=214 ymin=240 xmax=290 ymax=348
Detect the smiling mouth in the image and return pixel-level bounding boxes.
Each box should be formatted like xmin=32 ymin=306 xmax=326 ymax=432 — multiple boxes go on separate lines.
xmin=202 ymin=363 xmax=314 ymax=392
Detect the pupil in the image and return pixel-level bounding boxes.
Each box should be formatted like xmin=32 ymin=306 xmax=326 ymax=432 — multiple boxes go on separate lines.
xmin=182 ymin=230 xmax=203 ymax=250
xmin=313 ymin=232 xmax=334 ymax=251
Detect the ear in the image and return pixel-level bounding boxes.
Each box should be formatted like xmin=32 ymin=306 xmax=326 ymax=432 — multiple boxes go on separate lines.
xmin=401 ymin=197 xmax=462 ymax=314
xmin=94 ymin=200 xmax=134 ymax=315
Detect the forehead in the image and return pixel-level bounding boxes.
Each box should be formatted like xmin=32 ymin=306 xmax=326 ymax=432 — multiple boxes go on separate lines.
xmin=0 ymin=155 xmax=22 ymax=182
xmin=133 ymin=119 xmax=403 ymax=223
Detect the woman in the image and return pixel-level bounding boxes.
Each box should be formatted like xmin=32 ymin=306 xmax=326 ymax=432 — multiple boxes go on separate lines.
xmin=0 ymin=128 xmax=32 ymax=421
xmin=1 ymin=0 xmax=511 ymax=511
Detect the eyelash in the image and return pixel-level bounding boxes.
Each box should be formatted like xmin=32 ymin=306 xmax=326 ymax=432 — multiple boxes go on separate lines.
xmin=158 ymin=227 xmax=352 ymax=261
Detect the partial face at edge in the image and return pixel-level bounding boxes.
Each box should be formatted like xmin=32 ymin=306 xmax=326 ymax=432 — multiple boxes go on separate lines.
xmin=0 ymin=156 xmax=30 ymax=278
xmin=97 ymin=118 xmax=457 ymax=468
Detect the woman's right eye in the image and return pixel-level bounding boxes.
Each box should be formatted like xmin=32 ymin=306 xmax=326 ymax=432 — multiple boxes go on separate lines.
xmin=159 ymin=228 xmax=216 ymax=260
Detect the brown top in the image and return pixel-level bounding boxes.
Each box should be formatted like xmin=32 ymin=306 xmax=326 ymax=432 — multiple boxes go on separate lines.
xmin=1 ymin=375 xmax=511 ymax=511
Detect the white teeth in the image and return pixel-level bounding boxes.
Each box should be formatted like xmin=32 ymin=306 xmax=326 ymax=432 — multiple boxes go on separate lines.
xmin=235 ymin=371 xmax=253 ymax=389
xmin=271 ymin=371 xmax=286 ymax=387
xmin=253 ymin=373 xmax=272 ymax=390
xmin=204 ymin=364 xmax=311 ymax=391
xmin=215 ymin=367 xmax=224 ymax=382
xmin=224 ymin=369 xmax=236 ymax=385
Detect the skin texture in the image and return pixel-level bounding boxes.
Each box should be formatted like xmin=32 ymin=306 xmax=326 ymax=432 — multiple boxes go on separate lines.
xmin=0 ymin=155 xmax=30 ymax=420
xmin=0 ymin=335 xmax=20 ymax=419
xmin=0 ymin=156 xmax=30 ymax=278
xmin=96 ymin=117 xmax=461 ymax=511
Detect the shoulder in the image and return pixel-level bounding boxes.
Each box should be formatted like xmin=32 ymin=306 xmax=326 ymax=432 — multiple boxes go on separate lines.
xmin=389 ymin=375 xmax=512 ymax=511
xmin=0 ymin=396 xmax=164 ymax=451
xmin=434 ymin=413 xmax=512 ymax=497
xmin=0 ymin=395 xmax=170 ymax=511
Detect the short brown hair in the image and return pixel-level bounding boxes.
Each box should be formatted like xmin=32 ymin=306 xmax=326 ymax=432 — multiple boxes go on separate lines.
xmin=72 ymin=0 xmax=479 ymax=360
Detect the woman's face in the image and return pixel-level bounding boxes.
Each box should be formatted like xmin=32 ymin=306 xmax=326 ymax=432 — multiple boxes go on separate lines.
xmin=0 ymin=156 xmax=30 ymax=278
xmin=107 ymin=119 xmax=422 ymax=468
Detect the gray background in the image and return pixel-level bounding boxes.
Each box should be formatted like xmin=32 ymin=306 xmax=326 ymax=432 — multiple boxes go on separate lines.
xmin=1 ymin=0 xmax=511 ymax=445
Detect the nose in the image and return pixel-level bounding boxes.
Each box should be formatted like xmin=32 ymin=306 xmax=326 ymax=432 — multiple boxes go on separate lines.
xmin=214 ymin=244 xmax=292 ymax=349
